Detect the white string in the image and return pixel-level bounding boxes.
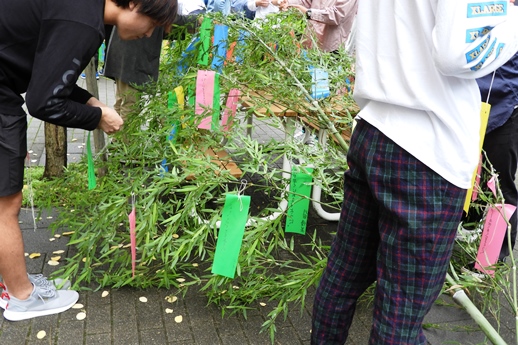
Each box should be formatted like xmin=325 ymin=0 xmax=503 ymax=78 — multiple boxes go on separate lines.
xmin=131 ymin=192 xmax=136 ymax=207
xmin=237 ymin=179 xmax=247 ymax=212
xmin=486 ymin=70 xmax=496 ymax=104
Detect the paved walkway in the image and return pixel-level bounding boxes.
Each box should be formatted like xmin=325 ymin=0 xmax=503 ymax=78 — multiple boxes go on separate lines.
xmin=1 ymin=77 xmax=516 ymax=344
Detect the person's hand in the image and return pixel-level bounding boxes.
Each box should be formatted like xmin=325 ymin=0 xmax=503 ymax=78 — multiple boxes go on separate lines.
xmin=256 ymin=0 xmax=270 ymax=8
xmin=287 ymin=4 xmax=307 ymax=14
xmin=279 ymin=0 xmax=289 ymax=10
xmin=98 ymin=107 xmax=124 ymax=134
xmin=86 ymin=97 xmax=123 ymax=134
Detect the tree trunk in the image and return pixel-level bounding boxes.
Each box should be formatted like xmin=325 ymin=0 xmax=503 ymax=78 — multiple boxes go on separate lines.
xmin=43 ymin=123 xmax=67 ymax=179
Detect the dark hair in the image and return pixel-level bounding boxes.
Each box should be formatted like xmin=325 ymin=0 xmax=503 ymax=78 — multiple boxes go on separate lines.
xmin=113 ymin=0 xmax=178 ymax=27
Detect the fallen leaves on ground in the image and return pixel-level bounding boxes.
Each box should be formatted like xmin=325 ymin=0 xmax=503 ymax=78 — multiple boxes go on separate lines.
xmin=165 ymin=295 xmax=178 ymax=303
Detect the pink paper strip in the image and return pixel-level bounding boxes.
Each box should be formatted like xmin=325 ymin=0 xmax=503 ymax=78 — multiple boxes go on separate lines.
xmin=129 ymin=207 xmax=136 ymax=277
xmin=475 ymin=204 xmax=516 ymax=275
xmin=197 ymin=116 xmax=213 ymax=130
xmin=487 ymin=175 xmax=497 ymax=198
xmin=196 ymin=70 xmax=215 ymax=129
xmin=471 ymin=157 xmax=483 ymax=202
xmin=221 ymin=89 xmax=241 ymax=131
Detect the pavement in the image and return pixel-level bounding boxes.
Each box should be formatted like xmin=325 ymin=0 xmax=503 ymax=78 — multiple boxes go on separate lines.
xmin=1 ymin=76 xmax=517 ymax=344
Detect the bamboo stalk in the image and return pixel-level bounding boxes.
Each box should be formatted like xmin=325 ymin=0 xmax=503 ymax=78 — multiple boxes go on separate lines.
xmin=445 ymin=273 xmax=507 ymax=344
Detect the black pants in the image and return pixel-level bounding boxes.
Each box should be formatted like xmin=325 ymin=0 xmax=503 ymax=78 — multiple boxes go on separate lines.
xmin=484 ymin=108 xmax=518 ymax=260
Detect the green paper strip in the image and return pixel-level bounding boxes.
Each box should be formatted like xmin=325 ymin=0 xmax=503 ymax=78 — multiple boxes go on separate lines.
xmin=212 ymin=194 xmax=250 ymax=279
xmin=187 ymin=84 xmax=195 ymax=108
xmin=87 ymin=132 xmax=96 ymax=190
xmin=212 ymin=73 xmax=221 ymax=131
xmin=167 ymin=91 xmax=177 ymax=109
xmin=197 ymin=17 xmax=212 ymax=66
xmin=285 ymin=167 xmax=313 ymax=234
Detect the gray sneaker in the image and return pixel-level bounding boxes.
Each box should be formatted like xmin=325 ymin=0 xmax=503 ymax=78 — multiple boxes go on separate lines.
xmin=28 ymin=274 xmax=71 ymax=290
xmin=3 ymin=283 xmax=78 ymax=321
xmin=0 ymin=274 xmax=72 ymax=310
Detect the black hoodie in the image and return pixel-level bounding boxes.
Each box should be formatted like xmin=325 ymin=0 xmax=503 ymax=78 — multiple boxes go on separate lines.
xmin=0 ymin=0 xmax=105 ymax=130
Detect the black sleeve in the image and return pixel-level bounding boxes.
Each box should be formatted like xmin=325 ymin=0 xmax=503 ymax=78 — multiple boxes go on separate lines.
xmin=69 ymin=85 xmax=95 ymax=105
xmin=25 ymin=20 xmax=102 ymax=131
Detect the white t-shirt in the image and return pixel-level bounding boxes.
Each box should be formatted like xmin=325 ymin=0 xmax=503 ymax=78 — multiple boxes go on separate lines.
xmin=178 ymin=0 xmax=206 ymax=16
xmin=247 ymin=0 xmax=280 ymax=19
xmin=353 ymin=0 xmax=518 ymax=188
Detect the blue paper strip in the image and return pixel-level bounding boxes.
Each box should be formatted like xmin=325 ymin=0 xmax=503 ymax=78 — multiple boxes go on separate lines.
xmin=211 ymin=24 xmax=229 ymax=72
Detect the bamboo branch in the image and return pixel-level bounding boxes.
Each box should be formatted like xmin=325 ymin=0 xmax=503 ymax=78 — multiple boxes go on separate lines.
xmin=233 ymin=20 xmax=350 ymax=152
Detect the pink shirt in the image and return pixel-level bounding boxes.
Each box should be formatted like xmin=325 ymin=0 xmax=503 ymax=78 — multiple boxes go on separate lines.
xmin=288 ymin=0 xmax=358 ymax=52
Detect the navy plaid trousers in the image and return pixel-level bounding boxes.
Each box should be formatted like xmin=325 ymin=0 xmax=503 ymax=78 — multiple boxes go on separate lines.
xmin=311 ymin=120 xmax=465 ymax=345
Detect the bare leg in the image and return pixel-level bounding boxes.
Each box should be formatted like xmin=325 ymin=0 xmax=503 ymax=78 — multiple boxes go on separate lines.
xmin=0 ymin=192 xmax=33 ymax=300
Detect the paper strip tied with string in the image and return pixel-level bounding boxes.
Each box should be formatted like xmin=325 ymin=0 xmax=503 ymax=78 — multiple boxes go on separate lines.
xmin=129 ymin=194 xmax=137 ymax=277
xmin=309 ymin=67 xmax=330 ymax=100
xmin=196 ymin=70 xmax=220 ymax=131
xmin=474 ymin=175 xmax=517 ymax=275
xmin=161 ymin=86 xmax=185 ymax=174
xmin=86 ymin=132 xmax=96 ymax=190
xmin=285 ymin=166 xmax=314 ymax=235
xmin=235 ymin=30 xmax=249 ymax=64
xmin=197 ymin=17 xmax=212 ymax=66
xmin=212 ymin=181 xmax=250 ymax=279
xmin=463 ymin=102 xmax=490 ymax=213
xmin=211 ymin=24 xmax=229 ymax=72
xmin=177 ymin=36 xmax=200 ymax=75
xmin=464 ymin=72 xmax=494 ymax=213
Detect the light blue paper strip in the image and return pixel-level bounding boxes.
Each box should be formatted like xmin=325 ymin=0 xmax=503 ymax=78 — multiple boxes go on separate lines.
xmin=235 ymin=30 xmax=249 ymax=64
xmin=310 ymin=67 xmax=330 ymax=99
xmin=211 ymin=24 xmax=229 ymax=72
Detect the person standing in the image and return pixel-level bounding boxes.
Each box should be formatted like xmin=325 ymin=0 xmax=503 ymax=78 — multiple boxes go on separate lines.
xmin=178 ymin=0 xmax=206 ymax=16
xmin=0 ymin=0 xmax=177 ymax=321
xmin=247 ymin=0 xmax=284 ymax=20
xmin=104 ymin=5 xmax=197 ymax=124
xmin=232 ymin=0 xmax=256 ymax=19
xmin=104 ymin=26 xmax=165 ymax=121
xmin=282 ymin=0 xmax=357 ymax=53
xmin=207 ymin=0 xmax=232 ymax=15
xmin=311 ymin=1 xmax=518 ymax=344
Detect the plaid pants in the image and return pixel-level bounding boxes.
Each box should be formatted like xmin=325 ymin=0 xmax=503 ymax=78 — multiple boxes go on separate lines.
xmin=311 ymin=120 xmax=465 ymax=345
